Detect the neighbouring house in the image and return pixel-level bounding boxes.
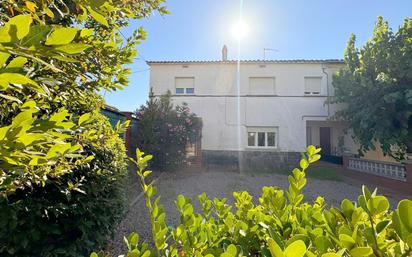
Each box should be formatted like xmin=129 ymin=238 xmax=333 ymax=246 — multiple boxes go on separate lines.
xmin=147 ymin=46 xmax=395 ymax=170
xmin=101 ymin=105 xmax=139 ymax=156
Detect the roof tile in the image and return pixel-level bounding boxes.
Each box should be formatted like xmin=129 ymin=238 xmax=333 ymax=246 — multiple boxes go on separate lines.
xmin=146 ymin=59 xmax=345 ymax=65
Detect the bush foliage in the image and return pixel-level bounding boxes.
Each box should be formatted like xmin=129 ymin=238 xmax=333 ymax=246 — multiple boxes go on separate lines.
xmin=0 ymin=0 xmax=167 ymax=256
xmin=0 ymin=114 xmax=128 ymax=257
xmin=331 ymin=16 xmax=412 ymax=160
xmin=135 ymin=90 xmax=202 ymax=170
xmin=93 ymin=146 xmax=412 ymax=257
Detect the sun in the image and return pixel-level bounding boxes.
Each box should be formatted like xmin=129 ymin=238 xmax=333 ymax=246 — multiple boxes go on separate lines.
xmin=231 ymin=20 xmax=249 ymax=41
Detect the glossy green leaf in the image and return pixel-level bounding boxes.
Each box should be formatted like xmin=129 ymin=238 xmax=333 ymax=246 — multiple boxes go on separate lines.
xmin=6 ymin=57 xmax=27 ymax=69
xmin=45 ymin=143 xmax=71 ymax=158
xmin=284 ymin=240 xmax=306 ymax=257
xmin=80 ymin=28 xmax=94 ymax=37
xmin=349 ymin=247 xmax=372 ymax=257
xmin=368 ymin=196 xmax=389 ymax=216
xmin=0 ymin=73 xmax=38 ymax=87
xmin=21 ymin=24 xmax=52 ymax=46
xmin=341 ymin=199 xmax=355 ymax=218
xmin=267 ymin=238 xmax=284 ymax=257
xmin=28 ymin=156 xmax=48 ymax=166
xmin=309 ymin=154 xmax=321 ymax=163
xmin=338 ymin=233 xmax=355 ymax=249
xmin=0 ymin=125 xmax=10 ymax=140
xmin=87 ymin=7 xmax=109 ymax=26
xmin=45 ymin=28 xmax=78 ymax=45
xmin=226 ymin=244 xmax=237 ymax=256
xmin=314 ymin=236 xmax=332 ymax=253
xmin=78 ymin=113 xmax=91 ymax=126
xmin=141 ymin=251 xmax=151 ymax=257
xmin=300 ymin=159 xmax=308 ymax=169
xmin=54 ymin=43 xmax=91 ymax=54
xmin=307 ymin=145 xmax=316 ymax=156
xmin=398 ymin=199 xmax=412 ymax=232
xmin=376 ymin=220 xmax=391 ymax=234
xmin=0 ymin=15 xmax=32 ymax=42
xmin=0 ymin=51 xmax=10 ymax=67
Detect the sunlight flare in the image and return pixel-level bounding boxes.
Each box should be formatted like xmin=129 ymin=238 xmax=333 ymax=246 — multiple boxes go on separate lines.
xmin=231 ymin=20 xmax=249 ymax=41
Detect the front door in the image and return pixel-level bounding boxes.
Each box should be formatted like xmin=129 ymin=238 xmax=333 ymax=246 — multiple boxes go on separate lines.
xmin=319 ymin=127 xmax=331 ymax=155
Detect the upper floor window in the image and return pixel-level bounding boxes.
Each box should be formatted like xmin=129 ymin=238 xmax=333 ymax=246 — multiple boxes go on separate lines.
xmin=175 ymin=77 xmax=195 ymax=94
xmin=247 ymin=127 xmax=278 ymax=148
xmin=249 ymin=77 xmax=275 ymax=95
xmin=304 ymin=77 xmax=322 ymax=95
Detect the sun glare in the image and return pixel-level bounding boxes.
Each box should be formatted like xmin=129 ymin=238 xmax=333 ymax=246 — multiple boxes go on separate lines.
xmin=231 ymin=20 xmax=249 ymax=41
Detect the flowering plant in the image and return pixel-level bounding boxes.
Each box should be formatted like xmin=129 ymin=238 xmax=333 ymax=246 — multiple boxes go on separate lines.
xmin=134 ymin=90 xmax=202 ymax=170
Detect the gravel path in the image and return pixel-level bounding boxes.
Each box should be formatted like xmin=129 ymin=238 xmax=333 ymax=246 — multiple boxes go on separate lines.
xmin=107 ymin=167 xmax=399 ymax=256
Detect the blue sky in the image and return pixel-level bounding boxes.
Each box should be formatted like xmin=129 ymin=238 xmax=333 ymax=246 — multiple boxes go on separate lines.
xmin=103 ymin=0 xmax=412 ymax=111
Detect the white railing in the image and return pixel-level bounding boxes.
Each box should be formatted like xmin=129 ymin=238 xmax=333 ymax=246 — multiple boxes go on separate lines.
xmin=348 ymin=158 xmax=406 ymax=182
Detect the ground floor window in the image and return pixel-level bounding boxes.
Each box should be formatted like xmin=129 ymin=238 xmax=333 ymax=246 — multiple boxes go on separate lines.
xmin=247 ymin=127 xmax=278 ymax=148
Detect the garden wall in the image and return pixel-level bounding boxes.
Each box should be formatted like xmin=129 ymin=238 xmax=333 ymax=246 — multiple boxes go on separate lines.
xmin=342 ymin=155 xmax=412 ymax=194
xmin=202 ymin=150 xmax=301 ymax=170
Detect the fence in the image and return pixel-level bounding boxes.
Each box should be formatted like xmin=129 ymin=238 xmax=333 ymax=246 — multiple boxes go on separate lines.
xmin=347 ymin=157 xmax=406 ymax=181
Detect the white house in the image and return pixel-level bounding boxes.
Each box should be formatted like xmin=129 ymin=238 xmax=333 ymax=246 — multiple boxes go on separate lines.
xmin=147 ymin=47 xmax=392 ymax=169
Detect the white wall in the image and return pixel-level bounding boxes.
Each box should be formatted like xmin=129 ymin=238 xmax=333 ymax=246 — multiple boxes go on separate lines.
xmin=149 ymin=62 xmax=344 ymax=152
xmin=150 ymin=62 xmax=340 ymax=96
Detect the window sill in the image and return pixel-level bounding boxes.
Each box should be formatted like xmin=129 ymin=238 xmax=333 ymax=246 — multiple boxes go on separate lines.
xmin=303 ymin=94 xmax=326 ymax=97
xmin=246 ymin=147 xmax=279 ymax=151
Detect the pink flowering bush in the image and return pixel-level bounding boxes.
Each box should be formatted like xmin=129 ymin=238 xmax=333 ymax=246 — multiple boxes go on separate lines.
xmin=135 ymin=90 xmax=202 ymax=170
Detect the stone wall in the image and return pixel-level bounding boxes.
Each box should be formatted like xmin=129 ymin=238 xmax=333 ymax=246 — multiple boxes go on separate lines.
xmin=202 ymin=150 xmax=301 ymax=171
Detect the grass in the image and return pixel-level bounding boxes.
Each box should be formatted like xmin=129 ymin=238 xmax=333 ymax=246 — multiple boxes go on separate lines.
xmin=246 ymin=166 xmax=343 ymax=182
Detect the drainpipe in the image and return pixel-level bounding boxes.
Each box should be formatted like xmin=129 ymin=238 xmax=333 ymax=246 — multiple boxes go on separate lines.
xmin=322 ymin=66 xmax=330 ymax=117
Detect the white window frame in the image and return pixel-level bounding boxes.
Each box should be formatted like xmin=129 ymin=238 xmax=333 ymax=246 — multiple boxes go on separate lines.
xmin=175 ymin=77 xmax=195 ymax=95
xmin=304 ymin=76 xmax=322 ymax=95
xmin=247 ymin=127 xmax=278 ymax=149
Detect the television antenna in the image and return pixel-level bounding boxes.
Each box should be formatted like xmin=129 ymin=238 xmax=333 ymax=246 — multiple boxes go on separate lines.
xmin=263 ymin=48 xmax=279 ymax=60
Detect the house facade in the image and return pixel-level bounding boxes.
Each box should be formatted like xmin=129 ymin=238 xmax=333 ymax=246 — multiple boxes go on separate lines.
xmin=147 ymin=49 xmax=392 ymax=169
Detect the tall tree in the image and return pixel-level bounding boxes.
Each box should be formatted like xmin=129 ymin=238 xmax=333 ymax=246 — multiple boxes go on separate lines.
xmin=332 ymin=16 xmax=412 ymax=160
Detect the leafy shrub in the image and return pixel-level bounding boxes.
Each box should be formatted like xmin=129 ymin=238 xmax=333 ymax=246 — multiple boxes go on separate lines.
xmin=93 ymin=146 xmax=412 ymax=257
xmin=0 ymin=113 xmax=129 ymax=257
xmin=0 ymin=1 xmax=167 ymax=256
xmin=135 ymin=90 xmax=202 ymax=170
xmin=0 ymin=1 xmax=167 ymax=193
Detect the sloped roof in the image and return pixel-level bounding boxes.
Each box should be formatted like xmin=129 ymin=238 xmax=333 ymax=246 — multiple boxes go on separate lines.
xmin=146 ymin=59 xmax=345 ymax=65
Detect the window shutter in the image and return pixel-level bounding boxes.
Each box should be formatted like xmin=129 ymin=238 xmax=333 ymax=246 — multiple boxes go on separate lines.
xmin=175 ymin=77 xmax=194 ymax=88
xmin=304 ymin=77 xmax=322 ymax=94
xmin=249 ymin=77 xmax=275 ymax=95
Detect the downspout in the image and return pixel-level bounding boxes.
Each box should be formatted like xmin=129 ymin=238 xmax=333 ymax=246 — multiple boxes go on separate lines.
xmin=322 ymin=66 xmax=330 ymax=117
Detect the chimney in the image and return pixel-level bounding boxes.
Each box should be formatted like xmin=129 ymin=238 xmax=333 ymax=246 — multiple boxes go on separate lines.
xmin=222 ymin=45 xmax=228 ymax=61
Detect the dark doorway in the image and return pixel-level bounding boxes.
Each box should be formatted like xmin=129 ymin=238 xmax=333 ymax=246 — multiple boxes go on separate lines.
xmin=319 ymin=127 xmax=331 ymax=155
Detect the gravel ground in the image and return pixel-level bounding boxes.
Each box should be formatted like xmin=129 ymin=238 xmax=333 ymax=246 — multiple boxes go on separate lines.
xmin=107 ymin=167 xmax=399 ymax=256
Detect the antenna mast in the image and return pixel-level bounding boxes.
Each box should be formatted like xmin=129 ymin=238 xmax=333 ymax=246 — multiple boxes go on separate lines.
xmin=263 ymin=48 xmax=279 ymax=60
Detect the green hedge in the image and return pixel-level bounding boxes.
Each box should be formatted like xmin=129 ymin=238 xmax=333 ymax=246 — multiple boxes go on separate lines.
xmin=93 ymin=146 xmax=412 ymax=257
xmin=0 ymin=114 xmax=128 ymax=257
